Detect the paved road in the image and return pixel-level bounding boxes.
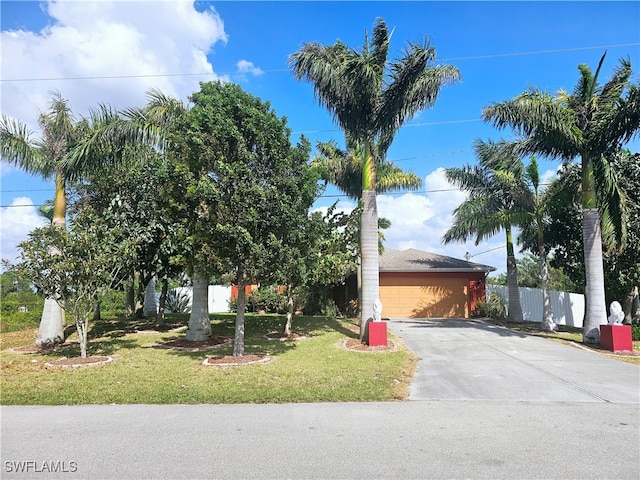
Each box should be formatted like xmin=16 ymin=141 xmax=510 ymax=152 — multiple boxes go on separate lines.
xmin=2 ymin=319 xmax=638 ymax=480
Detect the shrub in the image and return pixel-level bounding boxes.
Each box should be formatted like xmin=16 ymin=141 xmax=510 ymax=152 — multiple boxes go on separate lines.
xmin=165 ymin=289 xmax=192 ymax=313
xmin=632 ymin=325 xmax=640 ymax=341
xmin=474 ymin=292 xmax=507 ymax=320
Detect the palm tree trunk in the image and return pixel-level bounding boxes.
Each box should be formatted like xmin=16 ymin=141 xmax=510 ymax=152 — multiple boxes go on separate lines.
xmin=36 ymin=173 xmax=66 ymax=346
xmin=505 ymin=226 xmax=523 ymax=323
xmin=185 ymin=265 xmax=212 ymax=341
xmin=143 ymin=277 xmax=158 ymax=316
xmin=360 ymin=189 xmax=380 ymax=340
xmin=537 ymin=222 xmax=555 ymax=332
xmin=234 ymin=271 xmax=247 ymax=356
xmin=582 ymin=208 xmax=607 ymax=344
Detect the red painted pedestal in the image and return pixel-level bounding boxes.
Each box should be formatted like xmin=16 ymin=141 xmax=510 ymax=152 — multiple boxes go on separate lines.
xmin=367 ymin=321 xmax=387 ymax=347
xmin=600 ymin=324 xmax=633 ymax=352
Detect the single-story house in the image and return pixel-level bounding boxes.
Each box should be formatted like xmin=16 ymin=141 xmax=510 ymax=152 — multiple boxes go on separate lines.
xmin=334 ymin=248 xmax=496 ymax=319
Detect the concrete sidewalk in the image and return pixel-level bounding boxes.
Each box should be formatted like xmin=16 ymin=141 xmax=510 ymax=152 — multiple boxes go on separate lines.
xmin=387 ymin=318 xmax=639 ymax=403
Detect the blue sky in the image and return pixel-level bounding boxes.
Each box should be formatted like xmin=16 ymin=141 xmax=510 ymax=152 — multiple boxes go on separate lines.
xmin=1 ymin=1 xmax=639 ymax=275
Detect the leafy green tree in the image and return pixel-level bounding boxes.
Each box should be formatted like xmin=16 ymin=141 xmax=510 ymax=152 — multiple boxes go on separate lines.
xmin=291 ymin=18 xmax=460 ymax=338
xmin=172 ymin=81 xmax=315 ymax=356
xmin=73 ymin=149 xmax=184 ymax=325
xmin=443 ymin=140 xmax=525 ymax=323
xmin=13 ymin=215 xmax=135 ymax=357
xmin=482 ymin=53 xmax=640 ymax=343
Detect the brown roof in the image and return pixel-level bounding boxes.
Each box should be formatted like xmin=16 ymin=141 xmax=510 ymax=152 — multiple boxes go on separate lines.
xmin=379 ymin=248 xmax=496 ymax=273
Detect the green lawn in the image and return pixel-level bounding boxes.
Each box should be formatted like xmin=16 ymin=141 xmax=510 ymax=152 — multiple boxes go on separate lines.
xmin=0 ymin=314 xmax=417 ymax=405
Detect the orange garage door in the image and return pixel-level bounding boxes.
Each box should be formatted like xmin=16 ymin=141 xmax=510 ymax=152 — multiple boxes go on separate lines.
xmin=379 ymin=274 xmax=469 ymax=318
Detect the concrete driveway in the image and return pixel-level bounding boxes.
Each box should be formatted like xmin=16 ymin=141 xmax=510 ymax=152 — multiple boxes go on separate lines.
xmin=387 ymin=317 xmax=639 ymax=403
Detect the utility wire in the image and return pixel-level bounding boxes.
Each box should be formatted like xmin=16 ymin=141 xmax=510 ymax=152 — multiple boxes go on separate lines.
xmin=2 ymin=43 xmax=637 ymax=82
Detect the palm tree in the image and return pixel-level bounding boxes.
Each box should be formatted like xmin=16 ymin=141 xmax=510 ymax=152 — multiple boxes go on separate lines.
xmin=443 ymin=139 xmax=525 ymax=323
xmin=521 ymin=157 xmax=556 ymax=332
xmin=1 ymin=93 xmax=80 ymax=345
xmin=291 ymin=18 xmax=460 ymax=337
xmin=482 ymin=52 xmax=639 ymax=343
xmin=314 ymin=136 xmax=421 ymax=317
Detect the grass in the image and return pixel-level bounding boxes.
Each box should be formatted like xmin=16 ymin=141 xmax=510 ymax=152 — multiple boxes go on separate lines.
xmin=484 ymin=318 xmax=640 ymax=365
xmin=0 ymin=314 xmax=417 ymax=405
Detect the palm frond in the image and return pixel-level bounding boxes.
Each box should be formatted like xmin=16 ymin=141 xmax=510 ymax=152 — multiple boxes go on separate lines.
xmin=0 ymin=115 xmax=49 ymax=176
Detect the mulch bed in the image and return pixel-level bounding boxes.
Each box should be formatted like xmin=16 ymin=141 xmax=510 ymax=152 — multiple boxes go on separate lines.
xmin=156 ymin=336 xmax=230 ymax=351
xmin=44 ymin=356 xmax=113 ymax=369
xmin=263 ymin=332 xmax=308 ymax=341
xmin=341 ymin=338 xmax=397 ymax=352
xmin=202 ymin=354 xmax=271 ymax=367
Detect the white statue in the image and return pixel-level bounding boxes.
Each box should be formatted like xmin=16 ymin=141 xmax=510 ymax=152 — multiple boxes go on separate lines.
xmin=373 ymin=299 xmax=383 ymax=322
xmin=607 ymin=301 xmax=624 ymax=325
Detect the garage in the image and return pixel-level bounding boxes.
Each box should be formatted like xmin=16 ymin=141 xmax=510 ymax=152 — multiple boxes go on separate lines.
xmin=378 ymin=248 xmax=495 ymax=319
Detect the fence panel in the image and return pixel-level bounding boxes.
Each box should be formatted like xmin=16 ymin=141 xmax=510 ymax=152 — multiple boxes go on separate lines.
xmin=487 ymin=285 xmax=584 ymax=328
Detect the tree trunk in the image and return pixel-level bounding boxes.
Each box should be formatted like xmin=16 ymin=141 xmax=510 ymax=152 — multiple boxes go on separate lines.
xmin=582 ymin=208 xmax=607 ymax=344
xmin=36 ymin=172 xmax=66 ymax=346
xmin=360 ymin=189 xmax=380 ymax=340
xmin=505 ymin=226 xmax=523 ymax=323
xmin=234 ymin=272 xmax=248 ymax=357
xmin=36 ymin=297 xmax=65 ymax=346
xmin=155 ymin=280 xmax=168 ymax=327
xmin=124 ymin=276 xmax=135 ymax=318
xmin=143 ymin=277 xmax=158 ymax=316
xmin=77 ymin=314 xmax=89 ymax=359
xmin=93 ymin=302 xmax=101 ymax=321
xmin=537 ymin=226 xmax=556 ymax=331
xmin=185 ymin=265 xmax=212 ymax=341
xmin=283 ymin=284 xmax=294 ymax=336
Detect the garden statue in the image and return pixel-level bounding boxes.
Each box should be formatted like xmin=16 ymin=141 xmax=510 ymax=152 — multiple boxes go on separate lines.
xmin=607 ymin=301 xmax=624 ymax=325
xmin=373 ymin=299 xmax=383 ymax=322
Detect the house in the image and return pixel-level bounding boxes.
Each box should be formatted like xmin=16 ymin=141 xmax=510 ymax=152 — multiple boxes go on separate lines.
xmin=379 ymin=248 xmax=496 ymax=318
xmin=335 ymin=248 xmax=496 ymax=319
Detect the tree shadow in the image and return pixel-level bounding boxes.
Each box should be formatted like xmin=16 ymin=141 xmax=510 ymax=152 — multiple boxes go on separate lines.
xmin=393 ymin=317 xmax=530 ymax=338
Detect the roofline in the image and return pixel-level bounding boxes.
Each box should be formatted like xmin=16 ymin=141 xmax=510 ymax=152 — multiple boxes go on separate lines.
xmin=380 ymin=267 xmax=496 ymax=273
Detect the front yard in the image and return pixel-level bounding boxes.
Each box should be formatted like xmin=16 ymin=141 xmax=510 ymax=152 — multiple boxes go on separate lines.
xmin=0 ymin=314 xmax=417 ymax=405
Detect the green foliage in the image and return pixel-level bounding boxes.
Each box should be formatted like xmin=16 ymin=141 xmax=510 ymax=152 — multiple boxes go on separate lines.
xmin=164 ymin=289 xmax=192 ymax=314
xmin=473 ymin=292 xmax=507 ymax=320
xmin=12 ymin=214 xmax=137 ymax=356
xmin=632 ymin=325 xmax=640 ymax=341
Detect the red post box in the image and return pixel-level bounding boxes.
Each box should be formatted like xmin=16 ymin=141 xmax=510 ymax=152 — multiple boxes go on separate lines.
xmin=600 ymin=324 xmax=633 ymax=352
xmin=367 ymin=321 xmax=387 ymax=346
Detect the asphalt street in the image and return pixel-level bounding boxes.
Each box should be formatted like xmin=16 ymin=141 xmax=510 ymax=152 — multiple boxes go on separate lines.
xmin=2 ymin=318 xmax=639 ymax=480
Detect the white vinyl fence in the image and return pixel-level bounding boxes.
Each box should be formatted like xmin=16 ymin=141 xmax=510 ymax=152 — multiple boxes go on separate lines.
xmin=151 ymin=285 xmax=232 ymax=314
xmin=487 ymin=285 xmax=585 ymax=328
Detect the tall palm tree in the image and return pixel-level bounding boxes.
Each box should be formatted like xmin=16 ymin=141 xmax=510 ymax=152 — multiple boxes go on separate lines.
xmin=1 ymin=93 xmax=80 ymax=345
xmin=482 ymin=52 xmax=639 ymax=343
xmin=443 ymin=139 xmax=525 ymax=323
xmin=291 ymin=18 xmax=460 ymax=337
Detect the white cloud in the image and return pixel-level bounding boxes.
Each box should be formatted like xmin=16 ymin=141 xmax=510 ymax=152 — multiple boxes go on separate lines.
xmin=1 ymin=0 xmax=228 ymax=133
xmin=377 ymin=168 xmax=507 ymax=274
xmin=236 ymin=59 xmax=264 ymax=77
xmin=0 ymin=197 xmax=48 ymax=266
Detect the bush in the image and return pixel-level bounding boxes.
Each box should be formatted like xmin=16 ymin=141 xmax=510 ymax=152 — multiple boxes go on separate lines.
xmin=165 ymin=289 xmax=192 ymax=313
xmin=474 ymin=292 xmax=507 ymax=320
xmin=632 ymin=325 xmax=640 ymax=341
xmin=0 ymin=291 xmax=43 ymax=332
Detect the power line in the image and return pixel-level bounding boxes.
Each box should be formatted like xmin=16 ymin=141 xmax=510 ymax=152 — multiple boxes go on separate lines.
xmin=2 ymin=43 xmax=637 ymax=83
